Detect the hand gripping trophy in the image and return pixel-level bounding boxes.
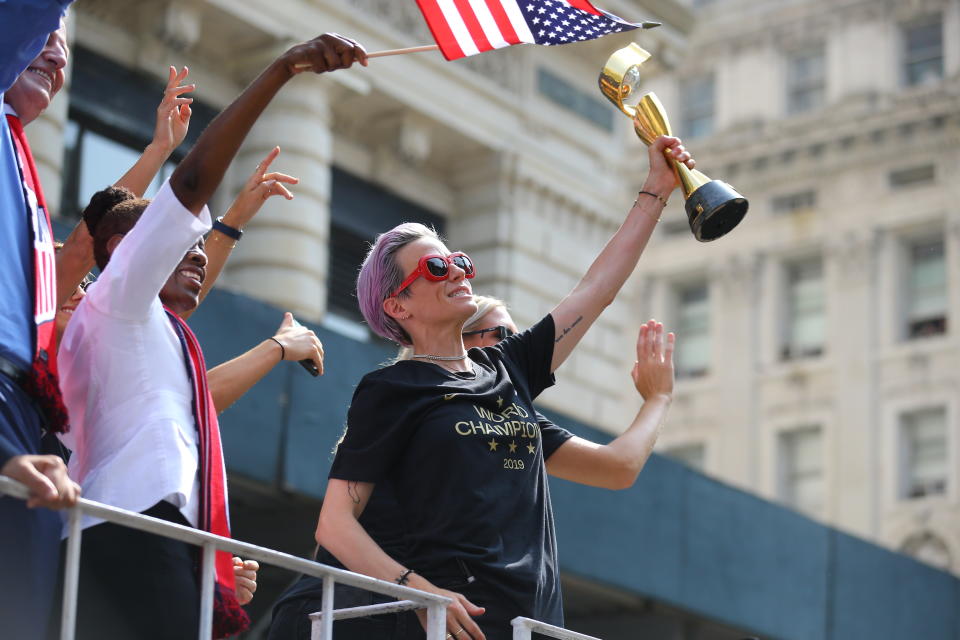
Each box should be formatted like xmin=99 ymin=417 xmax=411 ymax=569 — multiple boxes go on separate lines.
xmin=599 ymin=44 xmax=748 ymax=242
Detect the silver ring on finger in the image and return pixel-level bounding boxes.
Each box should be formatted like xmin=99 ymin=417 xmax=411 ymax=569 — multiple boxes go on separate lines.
xmin=454 ymin=629 xmax=466 ymax=637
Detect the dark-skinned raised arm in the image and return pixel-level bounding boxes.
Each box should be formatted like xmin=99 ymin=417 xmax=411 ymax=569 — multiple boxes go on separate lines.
xmin=169 ymin=33 xmax=367 ymax=215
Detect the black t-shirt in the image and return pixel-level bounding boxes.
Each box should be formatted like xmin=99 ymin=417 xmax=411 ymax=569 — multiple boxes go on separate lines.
xmin=329 ymin=314 xmax=573 ymax=625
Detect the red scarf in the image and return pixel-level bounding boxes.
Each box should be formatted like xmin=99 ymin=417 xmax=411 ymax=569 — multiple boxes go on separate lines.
xmin=5 ymin=109 xmax=68 ymax=433
xmin=166 ymin=309 xmax=250 ymax=638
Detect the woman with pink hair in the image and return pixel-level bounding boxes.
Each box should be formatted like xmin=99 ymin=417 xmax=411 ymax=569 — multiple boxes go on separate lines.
xmin=315 ymin=136 xmax=689 ymax=640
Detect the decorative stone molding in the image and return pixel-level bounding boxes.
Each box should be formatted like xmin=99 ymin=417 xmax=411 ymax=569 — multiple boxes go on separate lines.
xmin=461 ymin=52 xmax=525 ymax=92
xmin=341 ymin=0 xmax=434 ymax=42
xmin=153 ymin=0 xmax=202 ymax=52
xmin=946 ymin=213 xmax=960 ymax=242
xmin=825 ymin=230 xmax=878 ymax=280
xmin=891 ymin=0 xmax=952 ymax=23
xmin=715 ymin=252 xmax=762 ymax=298
xmin=690 ymin=0 xmax=895 ymax=58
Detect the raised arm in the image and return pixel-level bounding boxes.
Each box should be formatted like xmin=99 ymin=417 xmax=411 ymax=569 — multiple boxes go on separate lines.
xmin=114 ymin=66 xmax=193 ymax=196
xmin=549 ymin=136 xmax=692 ymax=372
xmin=207 ymin=312 xmax=323 ymax=414
xmin=170 ymin=34 xmax=366 ymax=215
xmin=55 ymin=66 xmax=194 ymax=308
xmin=546 ymin=320 xmax=675 ymax=488
xmin=180 ymin=146 xmax=297 ymax=319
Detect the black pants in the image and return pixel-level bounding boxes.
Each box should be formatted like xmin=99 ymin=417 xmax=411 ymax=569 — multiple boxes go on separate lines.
xmin=0 ymin=372 xmax=62 ymax=640
xmin=268 ymin=581 xmax=421 ymax=640
xmin=58 ymin=501 xmax=201 ymax=640
xmin=268 ymin=551 xmax=530 ymax=640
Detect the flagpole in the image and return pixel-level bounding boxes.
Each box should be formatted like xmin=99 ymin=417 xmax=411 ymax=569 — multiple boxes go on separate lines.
xmin=294 ymin=44 xmax=439 ymax=71
xmin=366 ymin=44 xmax=439 ymax=58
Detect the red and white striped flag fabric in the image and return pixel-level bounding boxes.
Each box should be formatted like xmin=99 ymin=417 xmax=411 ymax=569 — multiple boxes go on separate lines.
xmin=414 ymin=0 xmax=660 ymax=61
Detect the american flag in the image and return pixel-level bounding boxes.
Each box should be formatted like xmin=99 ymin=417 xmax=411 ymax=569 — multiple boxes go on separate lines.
xmin=414 ymin=0 xmax=660 ymax=61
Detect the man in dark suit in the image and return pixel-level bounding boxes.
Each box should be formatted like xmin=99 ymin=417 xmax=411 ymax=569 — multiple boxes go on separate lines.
xmin=0 ymin=3 xmax=81 ymax=638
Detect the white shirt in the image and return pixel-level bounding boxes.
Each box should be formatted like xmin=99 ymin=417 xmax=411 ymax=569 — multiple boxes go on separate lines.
xmin=59 ymin=180 xmax=212 ymax=532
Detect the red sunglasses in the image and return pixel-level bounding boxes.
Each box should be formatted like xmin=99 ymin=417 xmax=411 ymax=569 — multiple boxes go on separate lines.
xmin=391 ymin=252 xmax=476 ymax=297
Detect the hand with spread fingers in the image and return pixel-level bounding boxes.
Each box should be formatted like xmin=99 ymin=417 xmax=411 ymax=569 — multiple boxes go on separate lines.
xmin=232 ymin=557 xmax=259 ymax=605
xmin=153 ymin=65 xmax=194 ymax=155
xmin=220 ymin=146 xmax=298 ymax=230
xmin=1 ymin=454 xmax=80 ymax=510
xmin=631 ymin=319 xmax=675 ymax=401
xmin=283 ymin=32 xmax=368 ymax=76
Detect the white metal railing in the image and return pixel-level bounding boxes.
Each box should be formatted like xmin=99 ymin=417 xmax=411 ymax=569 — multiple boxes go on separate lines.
xmin=0 ymin=475 xmax=451 ymax=640
xmin=310 ymin=610 xmax=606 ymax=639
xmin=2 ymin=476 xmax=603 ymax=640
xmin=511 ymin=617 xmax=602 ymax=640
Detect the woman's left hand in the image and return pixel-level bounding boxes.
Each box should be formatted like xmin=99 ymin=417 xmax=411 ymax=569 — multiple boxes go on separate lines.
xmin=221 ymin=146 xmax=299 ymax=229
xmin=631 ymin=319 xmax=675 ymax=401
xmin=233 ymin=557 xmax=259 ymax=605
xmin=152 ymin=66 xmax=194 ymax=154
xmin=641 ymin=135 xmax=695 ymax=202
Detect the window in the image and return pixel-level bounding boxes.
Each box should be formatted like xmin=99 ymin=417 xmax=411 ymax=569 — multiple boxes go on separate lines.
xmin=778 ymin=426 xmax=823 ymax=515
xmin=664 ymin=443 xmax=705 ymax=471
xmin=771 ymin=190 xmax=817 ymax=215
xmin=60 ymin=46 xmax=216 ymax=220
xmin=904 ymin=237 xmax=947 ymax=339
xmin=889 ymin=165 xmax=935 ymax=189
xmin=786 ymin=48 xmax=825 ymax=115
xmin=537 ymin=68 xmax=614 ymax=131
xmin=900 ymin=407 xmax=948 ymax=499
xmin=680 ymin=74 xmax=715 ymax=138
xmin=328 ymin=168 xmax=445 ymax=329
xmin=902 ymin=15 xmax=943 ymax=86
xmin=783 ymin=258 xmax=825 ymax=360
xmin=326 ymin=224 xmax=372 ymax=323
xmin=61 ymin=118 xmax=175 ymax=218
xmin=674 ymin=282 xmax=710 ymax=377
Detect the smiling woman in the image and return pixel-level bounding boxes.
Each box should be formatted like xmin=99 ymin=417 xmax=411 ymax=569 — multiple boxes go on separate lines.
xmin=307 ymin=133 xmax=693 ymax=640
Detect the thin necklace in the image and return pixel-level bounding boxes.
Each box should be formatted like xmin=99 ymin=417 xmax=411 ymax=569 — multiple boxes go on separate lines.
xmin=411 ymin=353 xmax=468 ymax=361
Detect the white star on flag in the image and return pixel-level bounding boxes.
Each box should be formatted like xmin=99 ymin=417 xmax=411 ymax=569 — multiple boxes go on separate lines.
xmin=413 ymin=0 xmax=660 ymax=61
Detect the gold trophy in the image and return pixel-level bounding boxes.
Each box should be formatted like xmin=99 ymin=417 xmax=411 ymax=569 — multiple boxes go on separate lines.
xmin=599 ymin=44 xmax=748 ymax=242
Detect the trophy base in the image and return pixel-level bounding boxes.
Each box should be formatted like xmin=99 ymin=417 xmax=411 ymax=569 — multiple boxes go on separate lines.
xmin=685 ymin=180 xmax=749 ymax=242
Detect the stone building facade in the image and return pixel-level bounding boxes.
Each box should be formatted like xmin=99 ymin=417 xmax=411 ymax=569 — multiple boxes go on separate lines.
xmin=640 ymin=0 xmax=960 ymax=574
xmin=39 ymin=0 xmax=691 ymax=420
xmin=25 ymin=0 xmax=958 ymax=617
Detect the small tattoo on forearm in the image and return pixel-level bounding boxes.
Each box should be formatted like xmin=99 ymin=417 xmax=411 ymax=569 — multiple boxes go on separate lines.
xmin=555 ymin=316 xmax=583 ymax=343
xmin=347 ymin=481 xmax=361 ymax=505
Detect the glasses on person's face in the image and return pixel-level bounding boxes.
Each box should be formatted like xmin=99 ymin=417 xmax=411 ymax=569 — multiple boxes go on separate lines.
xmin=462 ymin=325 xmax=514 ymax=341
xmin=391 ymin=252 xmax=476 ymax=298
xmin=79 ymin=275 xmax=95 ymax=292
